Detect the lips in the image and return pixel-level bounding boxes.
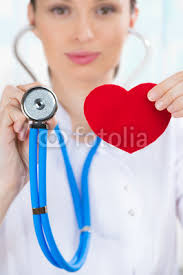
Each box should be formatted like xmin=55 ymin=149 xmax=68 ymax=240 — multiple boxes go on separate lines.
xmin=66 ymin=51 xmax=100 ymax=57
xmin=65 ymin=51 xmax=101 ymax=65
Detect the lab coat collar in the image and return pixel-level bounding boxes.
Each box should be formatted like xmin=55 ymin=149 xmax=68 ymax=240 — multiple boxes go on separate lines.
xmin=45 ymin=76 xmax=129 ymax=158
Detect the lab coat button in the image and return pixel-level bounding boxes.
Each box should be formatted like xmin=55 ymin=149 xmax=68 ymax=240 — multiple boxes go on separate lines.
xmin=123 ymin=184 xmax=129 ymax=191
xmin=128 ymin=209 xmax=135 ymax=216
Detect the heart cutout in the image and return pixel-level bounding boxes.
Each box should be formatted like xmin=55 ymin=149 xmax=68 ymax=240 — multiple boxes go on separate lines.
xmin=84 ymin=83 xmax=172 ymax=154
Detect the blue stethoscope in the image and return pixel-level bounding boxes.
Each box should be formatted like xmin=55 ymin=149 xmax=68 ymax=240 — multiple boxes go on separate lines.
xmin=21 ymin=86 xmax=102 ymax=272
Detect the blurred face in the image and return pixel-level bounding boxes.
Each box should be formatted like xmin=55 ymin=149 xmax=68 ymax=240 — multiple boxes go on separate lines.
xmin=28 ymin=0 xmax=138 ymax=82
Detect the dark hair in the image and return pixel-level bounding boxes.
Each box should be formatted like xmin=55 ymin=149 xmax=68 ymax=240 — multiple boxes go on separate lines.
xmin=30 ymin=0 xmax=137 ymax=79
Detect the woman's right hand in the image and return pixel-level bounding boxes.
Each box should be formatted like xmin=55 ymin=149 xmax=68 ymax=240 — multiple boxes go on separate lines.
xmin=0 ymin=82 xmax=57 ymax=198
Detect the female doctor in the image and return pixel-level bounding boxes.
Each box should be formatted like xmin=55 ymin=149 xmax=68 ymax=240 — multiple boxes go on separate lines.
xmin=1 ymin=0 xmax=183 ymax=274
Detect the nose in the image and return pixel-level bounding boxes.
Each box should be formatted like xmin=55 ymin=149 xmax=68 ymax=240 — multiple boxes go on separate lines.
xmin=73 ymin=14 xmax=95 ymax=43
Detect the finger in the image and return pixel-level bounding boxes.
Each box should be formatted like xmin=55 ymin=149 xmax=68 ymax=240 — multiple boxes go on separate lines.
xmin=0 ymin=85 xmax=25 ymax=111
xmin=147 ymin=71 xmax=183 ymax=101
xmin=154 ymin=81 xmax=183 ymax=111
xmin=0 ymin=82 xmax=43 ymax=111
xmin=172 ymin=110 xmax=183 ymax=118
xmin=10 ymin=95 xmax=57 ymax=137
xmin=16 ymin=81 xmax=42 ymax=92
xmin=17 ymin=82 xmax=54 ymax=135
xmin=46 ymin=115 xmax=58 ymax=131
xmin=18 ymin=122 xmax=29 ymax=141
xmin=9 ymin=98 xmax=28 ymax=133
xmin=1 ymin=100 xmax=27 ymax=130
xmin=46 ymin=115 xmax=58 ymax=138
xmin=1 ymin=83 xmax=57 ymax=136
xmin=167 ymin=96 xmax=183 ymax=113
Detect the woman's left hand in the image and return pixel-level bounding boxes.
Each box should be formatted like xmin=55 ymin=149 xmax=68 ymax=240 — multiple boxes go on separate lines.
xmin=147 ymin=71 xmax=183 ymax=118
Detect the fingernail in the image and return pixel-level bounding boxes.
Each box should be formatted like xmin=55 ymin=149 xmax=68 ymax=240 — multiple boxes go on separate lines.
xmin=19 ymin=128 xmax=27 ymax=140
xmin=148 ymin=93 xmax=156 ymax=101
xmin=16 ymin=124 xmax=23 ymax=133
xmin=155 ymin=101 xmax=164 ymax=110
xmin=167 ymin=105 xmax=174 ymax=112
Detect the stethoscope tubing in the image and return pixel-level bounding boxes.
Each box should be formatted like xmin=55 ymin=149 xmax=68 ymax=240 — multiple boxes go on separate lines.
xmin=29 ymin=123 xmax=101 ymax=271
xmin=29 ymin=127 xmax=60 ymax=268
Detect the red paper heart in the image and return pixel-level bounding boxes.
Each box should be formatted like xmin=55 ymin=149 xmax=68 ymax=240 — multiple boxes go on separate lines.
xmin=84 ymin=83 xmax=171 ymax=154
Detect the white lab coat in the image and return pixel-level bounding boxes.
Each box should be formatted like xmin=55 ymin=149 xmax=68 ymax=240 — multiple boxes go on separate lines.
xmin=0 ymin=81 xmax=183 ymax=275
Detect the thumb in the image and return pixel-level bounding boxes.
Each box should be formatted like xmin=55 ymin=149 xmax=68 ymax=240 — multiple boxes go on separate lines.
xmin=46 ymin=115 xmax=58 ymax=138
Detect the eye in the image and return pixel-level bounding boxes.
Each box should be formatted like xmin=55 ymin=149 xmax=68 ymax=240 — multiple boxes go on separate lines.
xmin=96 ymin=5 xmax=116 ymax=15
xmin=50 ymin=6 xmax=70 ymax=15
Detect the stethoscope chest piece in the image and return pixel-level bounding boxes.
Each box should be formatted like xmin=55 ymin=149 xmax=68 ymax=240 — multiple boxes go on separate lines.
xmin=21 ymin=86 xmax=58 ymax=125
xmin=20 ymin=85 xmax=101 ymax=271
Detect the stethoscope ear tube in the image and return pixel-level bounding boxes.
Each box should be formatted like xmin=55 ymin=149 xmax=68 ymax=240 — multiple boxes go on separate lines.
xmin=29 ymin=123 xmax=101 ymax=271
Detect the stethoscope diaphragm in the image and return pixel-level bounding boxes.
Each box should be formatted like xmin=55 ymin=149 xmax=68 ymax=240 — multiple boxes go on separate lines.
xmin=21 ymin=86 xmax=58 ymax=125
xmin=20 ymin=85 xmax=101 ymax=271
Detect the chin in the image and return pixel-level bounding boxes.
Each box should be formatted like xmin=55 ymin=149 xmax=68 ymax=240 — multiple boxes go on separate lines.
xmin=69 ymin=66 xmax=102 ymax=81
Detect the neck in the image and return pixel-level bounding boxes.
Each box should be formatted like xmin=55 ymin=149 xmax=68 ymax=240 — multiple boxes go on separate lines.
xmin=49 ymin=70 xmax=114 ymax=140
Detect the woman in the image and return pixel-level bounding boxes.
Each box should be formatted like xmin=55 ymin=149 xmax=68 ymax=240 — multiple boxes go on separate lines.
xmin=0 ymin=0 xmax=183 ymax=274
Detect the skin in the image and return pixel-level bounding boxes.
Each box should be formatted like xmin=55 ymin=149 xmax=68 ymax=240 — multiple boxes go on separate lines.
xmin=0 ymin=82 xmax=56 ymax=225
xmin=0 ymin=0 xmax=182 ymax=226
xmin=28 ymin=0 xmax=183 ymax=140
xmin=0 ymin=0 xmax=140 ymax=225
xmin=147 ymin=72 xmax=183 ymax=117
xmin=27 ymin=0 xmax=139 ymax=142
